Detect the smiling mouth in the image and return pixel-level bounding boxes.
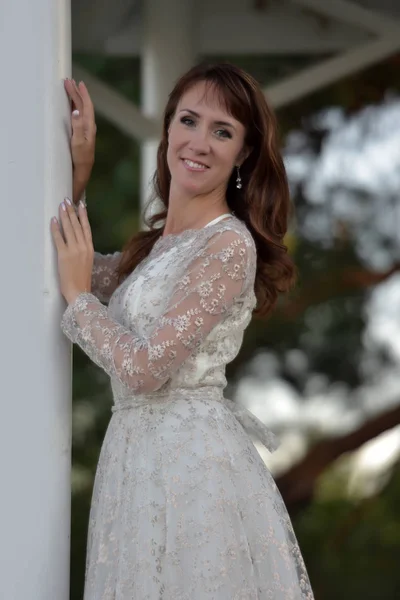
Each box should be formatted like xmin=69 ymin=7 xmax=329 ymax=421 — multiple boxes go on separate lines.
xmin=182 ymin=158 xmax=209 ymax=170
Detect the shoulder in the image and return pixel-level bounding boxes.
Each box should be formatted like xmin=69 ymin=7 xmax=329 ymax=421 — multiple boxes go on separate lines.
xmin=200 ymin=216 xmax=256 ymax=260
xmin=196 ymin=217 xmax=257 ymax=290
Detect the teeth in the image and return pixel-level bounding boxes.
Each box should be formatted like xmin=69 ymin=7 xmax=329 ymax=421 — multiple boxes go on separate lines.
xmin=184 ymin=159 xmax=207 ymax=169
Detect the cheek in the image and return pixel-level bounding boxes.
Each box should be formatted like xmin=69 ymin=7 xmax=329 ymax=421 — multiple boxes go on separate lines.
xmin=167 ymin=131 xmax=182 ymax=164
xmin=216 ymin=147 xmax=239 ymax=173
xmin=166 ymin=137 xmax=176 ymax=170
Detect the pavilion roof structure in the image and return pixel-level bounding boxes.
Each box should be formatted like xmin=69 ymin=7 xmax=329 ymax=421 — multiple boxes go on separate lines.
xmin=71 ymin=0 xmax=400 ymax=142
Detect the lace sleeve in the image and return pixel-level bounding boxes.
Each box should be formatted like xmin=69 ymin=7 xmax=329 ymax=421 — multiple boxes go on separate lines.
xmin=73 ymin=194 xmax=122 ymax=303
xmin=61 ymin=229 xmax=253 ymax=394
xmin=91 ymin=251 xmax=122 ymax=303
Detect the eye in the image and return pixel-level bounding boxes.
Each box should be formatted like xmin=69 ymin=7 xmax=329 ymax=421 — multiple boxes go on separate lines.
xmin=215 ymin=129 xmax=232 ymax=139
xmin=180 ymin=116 xmax=195 ymax=127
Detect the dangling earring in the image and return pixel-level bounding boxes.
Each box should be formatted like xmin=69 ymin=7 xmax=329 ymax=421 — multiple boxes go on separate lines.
xmin=236 ymin=166 xmax=242 ymax=189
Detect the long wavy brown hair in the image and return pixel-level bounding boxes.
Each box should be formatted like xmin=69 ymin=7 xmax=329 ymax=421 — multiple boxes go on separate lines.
xmin=117 ymin=62 xmax=295 ymax=317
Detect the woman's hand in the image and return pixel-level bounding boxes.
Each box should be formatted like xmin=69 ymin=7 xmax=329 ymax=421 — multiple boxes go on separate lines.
xmin=50 ymin=198 xmax=94 ymax=305
xmin=64 ymin=79 xmax=96 ymax=202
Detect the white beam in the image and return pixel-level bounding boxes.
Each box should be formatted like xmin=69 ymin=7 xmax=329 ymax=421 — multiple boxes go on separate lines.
xmin=71 ymin=63 xmax=159 ymax=141
xmin=265 ymin=33 xmax=400 ymax=109
xmin=140 ymin=0 xmax=196 ymax=215
xmin=198 ymin=8 xmax=369 ymax=55
xmin=71 ymin=0 xmax=400 ymax=55
xmin=86 ymin=6 xmax=370 ymax=56
xmin=0 ymin=0 xmax=72 ymax=598
xmin=292 ymin=0 xmax=400 ymax=35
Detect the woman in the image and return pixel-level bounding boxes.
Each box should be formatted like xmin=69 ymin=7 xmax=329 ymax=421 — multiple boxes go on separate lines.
xmin=52 ymin=63 xmax=314 ymax=599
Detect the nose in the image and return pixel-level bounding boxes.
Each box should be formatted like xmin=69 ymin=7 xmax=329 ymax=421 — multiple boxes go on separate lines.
xmin=187 ymin=127 xmax=211 ymax=155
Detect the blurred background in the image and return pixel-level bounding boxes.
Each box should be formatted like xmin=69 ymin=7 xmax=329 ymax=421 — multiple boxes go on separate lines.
xmin=69 ymin=1 xmax=400 ymax=598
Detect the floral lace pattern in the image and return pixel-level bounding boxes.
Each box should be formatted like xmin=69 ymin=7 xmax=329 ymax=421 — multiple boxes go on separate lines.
xmin=62 ymin=216 xmax=314 ymax=599
xmin=91 ymin=251 xmax=122 ymax=303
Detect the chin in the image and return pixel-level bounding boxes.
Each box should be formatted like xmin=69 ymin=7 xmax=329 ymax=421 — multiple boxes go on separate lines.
xmin=182 ymin=185 xmax=205 ymax=197
xmin=174 ymin=176 xmax=208 ymax=196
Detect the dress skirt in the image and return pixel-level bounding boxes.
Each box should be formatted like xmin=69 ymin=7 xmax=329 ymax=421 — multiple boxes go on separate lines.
xmin=83 ymin=393 xmax=314 ymax=600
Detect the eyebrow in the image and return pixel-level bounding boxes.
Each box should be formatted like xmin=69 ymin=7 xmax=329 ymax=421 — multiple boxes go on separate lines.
xmin=179 ymin=109 xmax=236 ymax=131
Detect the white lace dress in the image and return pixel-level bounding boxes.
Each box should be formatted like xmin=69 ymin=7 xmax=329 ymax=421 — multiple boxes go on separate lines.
xmin=61 ymin=214 xmax=314 ymax=600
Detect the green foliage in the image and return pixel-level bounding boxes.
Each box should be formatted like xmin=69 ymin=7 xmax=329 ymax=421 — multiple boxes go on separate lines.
xmin=294 ymin=464 xmax=400 ymax=599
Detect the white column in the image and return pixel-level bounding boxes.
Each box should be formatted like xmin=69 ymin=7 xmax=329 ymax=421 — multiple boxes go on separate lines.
xmin=0 ymin=1 xmax=72 ymax=599
xmin=140 ymin=0 xmax=196 ymax=220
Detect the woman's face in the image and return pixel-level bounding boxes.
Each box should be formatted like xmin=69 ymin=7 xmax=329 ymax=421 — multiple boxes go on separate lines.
xmin=166 ymin=81 xmax=247 ymax=197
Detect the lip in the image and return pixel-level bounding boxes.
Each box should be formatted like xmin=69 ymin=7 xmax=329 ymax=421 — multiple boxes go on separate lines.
xmin=181 ymin=158 xmax=210 ymax=169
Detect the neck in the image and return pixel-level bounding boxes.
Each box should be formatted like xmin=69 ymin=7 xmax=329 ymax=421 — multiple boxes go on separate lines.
xmin=163 ymin=184 xmax=231 ymax=237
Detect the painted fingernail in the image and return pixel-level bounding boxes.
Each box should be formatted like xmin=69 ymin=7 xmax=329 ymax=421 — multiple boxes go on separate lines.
xmin=72 ymin=109 xmax=80 ymax=118
xmin=65 ymin=197 xmax=72 ymax=206
xmin=61 ymin=202 xmax=66 ymax=211
xmin=79 ymin=200 xmax=86 ymax=209
xmin=52 ymin=217 xmax=58 ymax=223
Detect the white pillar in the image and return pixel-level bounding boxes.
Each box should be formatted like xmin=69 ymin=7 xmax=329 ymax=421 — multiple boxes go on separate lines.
xmin=0 ymin=1 xmax=72 ymax=599
xmin=140 ymin=0 xmax=196 ymax=219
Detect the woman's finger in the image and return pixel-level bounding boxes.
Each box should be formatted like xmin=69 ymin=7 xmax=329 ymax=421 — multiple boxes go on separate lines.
xmin=50 ymin=217 xmax=66 ymax=253
xmin=71 ymin=107 xmax=85 ymax=140
xmin=64 ymin=78 xmax=84 ymax=113
xmin=64 ymin=79 xmax=83 ymax=110
xmin=78 ymin=82 xmax=96 ymax=134
xmin=65 ymin=199 xmax=86 ymax=245
xmin=77 ymin=201 xmax=93 ymax=247
xmin=62 ymin=200 xmax=86 ymax=246
xmin=71 ymin=79 xmax=84 ymax=113
xmin=59 ymin=201 xmax=79 ymax=246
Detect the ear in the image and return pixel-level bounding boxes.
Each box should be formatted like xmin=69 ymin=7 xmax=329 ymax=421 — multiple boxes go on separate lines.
xmin=237 ymin=145 xmax=252 ymax=167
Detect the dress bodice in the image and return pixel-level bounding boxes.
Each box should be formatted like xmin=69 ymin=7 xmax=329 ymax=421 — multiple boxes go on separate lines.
xmin=61 ymin=215 xmax=280 ymax=453
xmin=106 ymin=215 xmax=256 ymax=402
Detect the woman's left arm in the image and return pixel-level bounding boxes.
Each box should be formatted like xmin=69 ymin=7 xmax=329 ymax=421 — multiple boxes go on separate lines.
xmin=54 ymin=205 xmax=253 ymax=395
xmin=51 ymin=198 xmax=94 ymax=305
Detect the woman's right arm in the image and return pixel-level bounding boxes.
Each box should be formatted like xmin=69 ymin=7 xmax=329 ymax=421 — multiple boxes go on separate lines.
xmin=64 ymin=80 xmax=122 ymax=302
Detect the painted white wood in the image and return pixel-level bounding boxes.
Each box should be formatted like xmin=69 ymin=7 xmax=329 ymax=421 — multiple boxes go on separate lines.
xmin=82 ymin=5 xmax=370 ymax=55
xmin=0 ymin=0 xmax=72 ymax=598
xmin=197 ymin=4 xmax=370 ymax=55
xmin=266 ymin=33 xmax=400 ymax=108
xmin=69 ymin=0 xmax=400 ymax=141
xmin=72 ymin=63 xmax=159 ymax=140
xmin=140 ymin=0 xmax=195 ymax=217
xmin=293 ymin=0 xmax=400 ymax=35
